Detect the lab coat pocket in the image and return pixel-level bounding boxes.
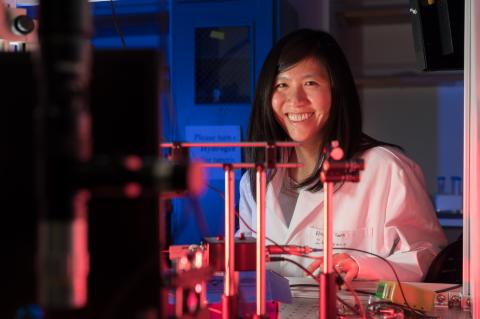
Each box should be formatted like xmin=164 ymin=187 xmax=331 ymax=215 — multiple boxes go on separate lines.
xmin=307 ymin=226 xmax=373 ymax=252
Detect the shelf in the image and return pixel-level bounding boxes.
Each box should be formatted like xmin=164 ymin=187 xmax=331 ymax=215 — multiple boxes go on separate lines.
xmin=331 ymin=1 xmax=464 ymax=88
xmin=352 ymin=63 xmax=464 ymax=88
xmin=336 ymin=4 xmax=411 ymax=25
xmin=333 ymin=0 xmax=412 ymax=25
xmin=355 ymin=71 xmax=463 ymax=88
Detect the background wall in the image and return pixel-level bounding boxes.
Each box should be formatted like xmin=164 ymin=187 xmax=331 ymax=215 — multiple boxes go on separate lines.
xmin=283 ymin=0 xmax=464 ymax=196
xmin=84 ymin=0 xmax=464 ymax=244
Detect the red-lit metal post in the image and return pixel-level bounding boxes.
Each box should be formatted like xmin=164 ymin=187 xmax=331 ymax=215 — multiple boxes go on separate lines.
xmin=319 ymin=141 xmax=364 ymax=319
xmin=323 ymin=181 xmax=333 ymax=275
xmin=255 ymin=164 xmax=267 ymax=318
xmin=158 ymin=141 xmax=301 ymax=318
xmin=222 ymin=164 xmax=237 ymax=318
xmin=319 ymin=180 xmax=336 ymax=319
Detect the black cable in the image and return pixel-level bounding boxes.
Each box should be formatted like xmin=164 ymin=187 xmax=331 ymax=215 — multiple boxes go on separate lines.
xmin=312 ymin=247 xmax=434 ymax=319
xmin=354 ymin=289 xmax=376 ymax=296
xmin=209 ymin=184 xmax=440 ymax=318
xmin=367 ymin=301 xmax=438 ymax=319
xmin=434 ymin=284 xmax=462 ymax=293
xmin=270 ymin=256 xmax=361 ymax=317
xmin=207 ymin=183 xmax=319 ymax=260
xmin=333 ymin=267 xmax=367 ymax=318
xmin=206 ymin=183 xmax=224 ymax=198
xmin=290 ymin=284 xmax=375 ymax=296
xmin=109 ymin=0 xmax=126 ymax=48
xmin=290 ymin=284 xmax=376 ymax=297
xmin=289 ymin=284 xmax=318 ymax=288
xmin=266 ymin=258 xmax=319 ymax=282
xmin=313 ymin=248 xmax=409 ymax=304
xmin=337 ymin=296 xmax=362 ymax=317
xmin=187 ymin=195 xmax=210 ymax=238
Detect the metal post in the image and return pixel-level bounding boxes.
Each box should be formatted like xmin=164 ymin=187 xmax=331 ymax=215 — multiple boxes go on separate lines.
xmin=158 ymin=141 xmax=301 ymax=318
xmin=255 ymin=165 xmax=267 ymax=318
xmin=319 ymin=180 xmax=337 ymax=319
xmin=323 ymin=181 xmax=333 ymax=274
xmin=222 ymin=164 xmax=237 ymax=319
xmin=463 ymin=0 xmax=471 ymax=302
xmin=464 ymin=0 xmax=480 ymax=314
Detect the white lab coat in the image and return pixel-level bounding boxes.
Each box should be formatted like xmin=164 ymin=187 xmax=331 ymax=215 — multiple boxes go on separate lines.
xmin=238 ymin=146 xmax=447 ymax=281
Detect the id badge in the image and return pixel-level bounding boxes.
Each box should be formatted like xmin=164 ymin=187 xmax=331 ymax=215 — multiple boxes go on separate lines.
xmin=308 ymin=226 xmax=372 ymax=251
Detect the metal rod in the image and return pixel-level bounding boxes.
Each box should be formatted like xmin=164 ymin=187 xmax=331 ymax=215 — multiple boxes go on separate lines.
xmin=222 ymin=165 xmax=236 ymax=319
xmin=255 ymin=165 xmax=267 ymax=316
xmin=160 ymin=141 xmax=299 ymax=148
xmin=320 ymin=180 xmax=336 ymax=319
xmin=323 ymin=181 xmax=333 ymax=273
xmin=224 ymin=165 xmax=235 ymax=297
xmin=463 ymin=0 xmax=472 ymax=302
xmin=197 ymin=163 xmax=301 ymax=169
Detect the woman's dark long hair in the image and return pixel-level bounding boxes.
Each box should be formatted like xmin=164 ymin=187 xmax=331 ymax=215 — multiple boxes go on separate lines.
xmin=246 ymin=29 xmax=397 ymax=195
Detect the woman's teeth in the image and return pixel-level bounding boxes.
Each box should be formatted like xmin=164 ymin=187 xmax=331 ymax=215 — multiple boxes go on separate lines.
xmin=287 ymin=112 xmax=314 ymax=122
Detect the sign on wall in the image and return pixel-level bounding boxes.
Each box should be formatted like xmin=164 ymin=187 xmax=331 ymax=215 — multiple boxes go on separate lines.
xmin=185 ymin=125 xmax=241 ymax=179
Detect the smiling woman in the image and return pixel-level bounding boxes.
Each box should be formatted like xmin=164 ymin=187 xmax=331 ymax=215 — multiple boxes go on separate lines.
xmin=271 ymin=58 xmax=331 ymax=145
xmin=238 ymin=29 xmax=447 ymax=284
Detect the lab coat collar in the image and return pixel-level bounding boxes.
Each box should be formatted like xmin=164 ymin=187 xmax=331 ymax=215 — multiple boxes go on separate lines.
xmin=268 ymin=169 xmax=325 ymax=244
xmin=266 ymin=169 xmax=289 ymax=238
xmin=287 ymin=187 xmax=324 ymax=243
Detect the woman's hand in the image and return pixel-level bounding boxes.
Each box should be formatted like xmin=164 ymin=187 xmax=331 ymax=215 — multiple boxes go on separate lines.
xmin=306 ymin=253 xmax=359 ymax=286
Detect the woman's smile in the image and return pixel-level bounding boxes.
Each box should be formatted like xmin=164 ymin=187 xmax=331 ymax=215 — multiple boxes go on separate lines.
xmin=286 ymin=112 xmax=315 ymax=122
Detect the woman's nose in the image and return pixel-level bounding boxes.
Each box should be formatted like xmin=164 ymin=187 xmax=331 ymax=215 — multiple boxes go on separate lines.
xmin=287 ymin=86 xmax=308 ymax=105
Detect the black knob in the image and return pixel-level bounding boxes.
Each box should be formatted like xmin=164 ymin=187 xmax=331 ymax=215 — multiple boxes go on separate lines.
xmin=14 ymin=15 xmax=35 ymax=35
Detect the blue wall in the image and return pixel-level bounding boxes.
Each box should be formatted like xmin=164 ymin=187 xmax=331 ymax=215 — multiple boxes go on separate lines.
xmin=168 ymin=0 xmax=275 ymax=244
xmin=87 ymin=0 xmax=275 ymax=244
xmin=90 ymin=0 xmax=167 ymax=49
xmin=25 ymin=0 xmax=274 ymax=245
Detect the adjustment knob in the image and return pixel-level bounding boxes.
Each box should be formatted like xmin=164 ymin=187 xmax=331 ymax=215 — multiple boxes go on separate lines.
xmin=13 ymin=15 xmax=35 ymax=35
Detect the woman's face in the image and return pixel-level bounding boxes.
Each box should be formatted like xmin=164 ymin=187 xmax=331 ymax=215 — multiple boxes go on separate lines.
xmin=271 ymin=57 xmax=332 ymax=149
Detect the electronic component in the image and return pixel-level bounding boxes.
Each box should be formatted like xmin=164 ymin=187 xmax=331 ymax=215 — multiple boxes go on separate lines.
xmin=202 ymin=236 xmax=257 ymax=272
xmin=198 ymin=238 xmax=316 ymax=272
xmin=375 ymin=280 xmax=435 ymax=312
xmin=171 ymin=247 xmax=210 ymax=318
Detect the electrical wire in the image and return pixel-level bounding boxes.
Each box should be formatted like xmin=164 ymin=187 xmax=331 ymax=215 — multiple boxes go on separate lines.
xmin=290 ymin=283 xmax=437 ymax=319
xmin=207 ymin=184 xmax=437 ymax=318
xmin=240 ymin=209 xmax=319 ymax=260
xmin=334 ymin=267 xmax=366 ymax=319
xmin=237 ymin=198 xmax=415 ymax=307
xmin=366 ymin=301 xmax=438 ymax=319
xmin=312 ymin=247 xmax=435 ymax=318
xmin=434 ymin=284 xmax=462 ymax=293
xmin=207 ymin=183 xmax=320 ymax=260
xmin=187 ymin=195 xmax=210 ymax=237
xmin=289 ymin=285 xmax=375 ymax=297
xmin=270 ymin=256 xmax=361 ymax=317
xmin=239 ymin=219 xmax=433 ymax=318
xmin=269 ymin=257 xmax=318 ymax=282
xmin=337 ymin=297 xmax=362 ymax=318
xmin=289 ymin=283 xmax=375 ymax=313
xmin=109 ymin=0 xmax=126 ymax=48
xmin=354 ymin=289 xmax=376 ymax=296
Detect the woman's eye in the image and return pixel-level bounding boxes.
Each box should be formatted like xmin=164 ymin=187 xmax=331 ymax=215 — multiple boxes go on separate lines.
xmin=275 ymin=83 xmax=287 ymax=89
xmin=305 ymin=81 xmax=317 ymax=86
